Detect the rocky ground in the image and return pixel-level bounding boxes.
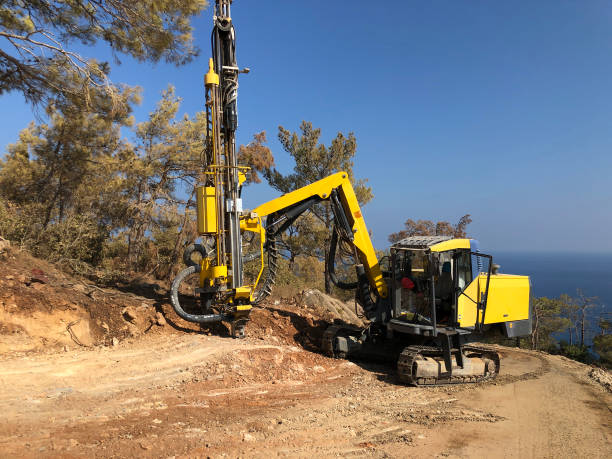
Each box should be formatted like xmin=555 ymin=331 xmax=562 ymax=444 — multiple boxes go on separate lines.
xmin=0 ymin=245 xmax=610 ymax=458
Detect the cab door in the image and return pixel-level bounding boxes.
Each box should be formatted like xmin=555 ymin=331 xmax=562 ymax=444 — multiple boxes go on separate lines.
xmin=455 ymin=252 xmax=492 ymax=328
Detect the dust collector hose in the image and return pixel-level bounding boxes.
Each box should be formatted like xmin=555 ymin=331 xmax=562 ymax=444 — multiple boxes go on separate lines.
xmin=170 ymin=265 xmax=229 ymax=323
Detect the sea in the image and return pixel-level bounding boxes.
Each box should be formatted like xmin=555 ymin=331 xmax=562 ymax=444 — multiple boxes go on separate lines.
xmin=494 ymin=252 xmax=612 ymax=346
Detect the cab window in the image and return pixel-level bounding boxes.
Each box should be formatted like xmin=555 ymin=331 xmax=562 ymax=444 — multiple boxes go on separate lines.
xmin=456 ymin=251 xmax=472 ymax=291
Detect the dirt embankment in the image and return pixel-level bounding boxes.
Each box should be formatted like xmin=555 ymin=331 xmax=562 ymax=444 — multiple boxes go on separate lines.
xmin=0 ymin=244 xmax=165 ymax=354
xmin=0 ymin=245 xmax=364 ymax=356
xmin=0 ymin=245 xmax=610 ymax=458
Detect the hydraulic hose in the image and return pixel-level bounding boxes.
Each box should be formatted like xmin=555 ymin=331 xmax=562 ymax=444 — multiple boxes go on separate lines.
xmin=170 ymin=265 xmax=230 ymax=323
xmin=183 ymin=244 xmax=209 ymax=267
xmin=251 ymin=230 xmax=279 ymax=305
xmin=328 ymin=228 xmax=359 ymax=290
xmin=355 ymin=263 xmax=377 ymax=318
xmin=328 ymin=227 xmax=377 ymax=318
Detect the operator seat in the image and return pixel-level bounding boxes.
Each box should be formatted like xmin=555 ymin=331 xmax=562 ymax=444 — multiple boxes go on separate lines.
xmin=436 ymin=262 xmax=453 ymax=300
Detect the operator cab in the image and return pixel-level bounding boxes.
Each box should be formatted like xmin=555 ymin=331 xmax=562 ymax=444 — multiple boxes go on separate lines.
xmin=388 ymin=236 xmax=492 ymax=336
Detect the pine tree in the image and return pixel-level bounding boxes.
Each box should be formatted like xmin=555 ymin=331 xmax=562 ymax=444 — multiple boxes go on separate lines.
xmin=0 ymin=0 xmax=207 ymax=111
xmin=123 ymin=86 xmax=205 ymax=274
xmin=0 ymin=92 xmax=135 ymax=263
xmin=530 ymin=297 xmax=571 ymax=351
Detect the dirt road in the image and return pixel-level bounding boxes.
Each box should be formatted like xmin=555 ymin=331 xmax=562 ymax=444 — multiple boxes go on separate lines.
xmin=0 ymin=332 xmax=609 ymax=458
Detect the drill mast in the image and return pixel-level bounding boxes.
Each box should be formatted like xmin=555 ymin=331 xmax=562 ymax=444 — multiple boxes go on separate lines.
xmin=206 ymin=0 xmax=243 ymax=289
xmin=170 ymin=0 xmax=255 ymax=338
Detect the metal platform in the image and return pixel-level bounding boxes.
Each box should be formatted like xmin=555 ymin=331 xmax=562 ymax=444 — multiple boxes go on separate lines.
xmin=388 ymin=319 xmax=472 ymax=337
xmin=391 ymin=235 xmax=453 ymax=249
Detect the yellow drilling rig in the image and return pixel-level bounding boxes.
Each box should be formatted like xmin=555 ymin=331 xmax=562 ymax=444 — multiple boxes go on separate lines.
xmin=170 ymin=0 xmax=532 ymax=386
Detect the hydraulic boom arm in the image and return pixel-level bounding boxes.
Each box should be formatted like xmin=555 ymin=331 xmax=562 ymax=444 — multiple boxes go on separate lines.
xmin=247 ymin=172 xmax=387 ymax=301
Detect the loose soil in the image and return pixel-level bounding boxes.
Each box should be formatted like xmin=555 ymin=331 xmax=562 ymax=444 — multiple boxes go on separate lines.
xmin=0 ymin=246 xmax=610 ymax=457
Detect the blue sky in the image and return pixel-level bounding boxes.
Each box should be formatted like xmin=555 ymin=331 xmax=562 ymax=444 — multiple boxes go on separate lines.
xmin=2 ymin=0 xmax=612 ymax=253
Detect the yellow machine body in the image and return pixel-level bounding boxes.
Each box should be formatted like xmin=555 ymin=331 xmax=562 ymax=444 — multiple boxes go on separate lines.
xmin=194 ymin=178 xmax=267 ymax=304
xmin=199 ymin=257 xmax=227 ymax=288
xmin=196 ymin=186 xmax=218 ymax=235
xmin=204 ymin=58 xmax=219 ymax=86
xmin=430 ymin=239 xmax=471 ymax=252
xmin=457 ymin=273 xmax=530 ymax=327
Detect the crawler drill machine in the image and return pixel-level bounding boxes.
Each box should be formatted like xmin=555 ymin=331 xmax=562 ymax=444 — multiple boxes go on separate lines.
xmin=170 ymin=0 xmax=532 ymax=386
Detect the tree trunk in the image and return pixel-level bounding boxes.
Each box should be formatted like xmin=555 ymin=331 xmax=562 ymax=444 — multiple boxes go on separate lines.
xmin=324 ymin=245 xmax=331 ymax=294
xmin=127 ymin=233 xmax=133 ymax=266
xmin=168 ymin=208 xmax=192 ymax=277
xmin=129 ymin=223 xmax=146 ymax=267
xmin=531 ymin=308 xmax=539 ymax=350
xmin=288 ymin=253 xmax=296 ymax=271
xmin=42 ymin=181 xmax=63 ymax=229
xmin=323 ymin=209 xmax=333 ymax=295
xmin=58 ymin=179 xmax=65 ymax=222
xmin=580 ymin=307 xmax=586 ymax=348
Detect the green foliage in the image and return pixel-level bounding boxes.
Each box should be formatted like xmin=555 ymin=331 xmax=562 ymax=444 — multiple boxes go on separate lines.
xmin=0 ymin=199 xmax=29 ymax=245
xmin=0 ymin=197 xmax=106 ymax=265
xmin=0 ymin=94 xmax=136 ymax=228
xmin=0 ymin=85 xmax=202 ymax=278
xmin=557 ymin=291 xmax=598 ymax=348
xmin=558 ymin=294 xmax=580 ymax=345
xmin=267 ymin=121 xmax=372 ymax=204
xmin=121 ymin=86 xmax=203 ymax=273
xmin=482 ymin=295 xmax=609 ymax=367
xmin=593 ymin=334 xmax=612 ymax=367
xmin=265 ymin=256 xmax=326 ymax=299
xmin=0 ymin=0 xmax=206 ymax=110
xmin=531 ymin=296 xmax=571 ymax=351
xmin=507 ymin=294 xmax=611 ymax=367
xmin=35 ymin=214 xmax=108 ymax=265
xmin=559 ymin=342 xmax=594 ymax=364
xmin=0 ymin=94 xmax=135 ymax=268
